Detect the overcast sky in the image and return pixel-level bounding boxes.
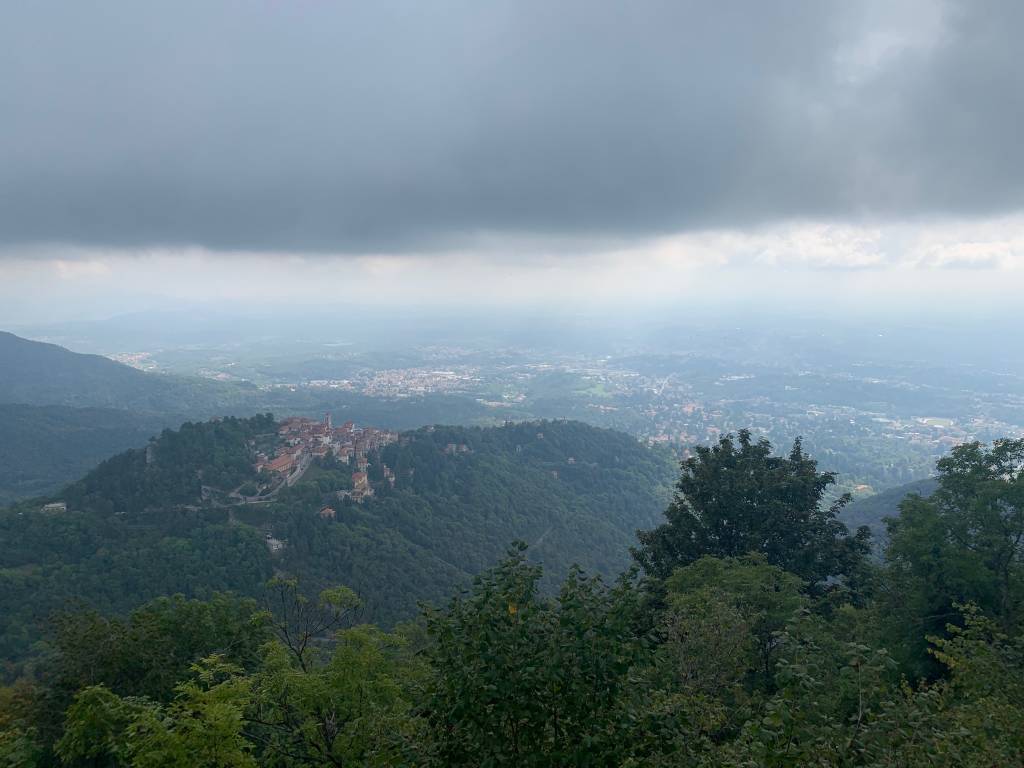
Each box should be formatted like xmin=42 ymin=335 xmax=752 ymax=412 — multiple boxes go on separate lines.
xmin=2 ymin=0 xmax=1023 ymax=323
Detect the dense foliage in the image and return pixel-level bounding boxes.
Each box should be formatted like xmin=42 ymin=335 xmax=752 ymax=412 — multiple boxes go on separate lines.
xmin=882 ymin=438 xmax=1024 ymax=676
xmin=634 ymin=430 xmax=871 ymax=586
xmin=0 ymin=404 xmax=164 ymax=504
xmin=273 ymin=421 xmax=676 ymax=621
xmin=0 ymin=418 xmax=676 ymax=665
xmin=1 ymin=428 xmax=1022 ymax=765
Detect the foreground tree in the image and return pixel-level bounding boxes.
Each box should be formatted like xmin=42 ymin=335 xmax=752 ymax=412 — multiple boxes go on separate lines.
xmin=634 ymin=430 xmax=870 ymax=586
xmin=884 ymin=438 xmax=1024 ymax=674
xmin=660 ymin=555 xmax=805 ymax=699
xmin=418 ymin=543 xmax=689 ymax=767
xmin=57 ymin=656 xmax=255 ymax=767
xmin=49 ymin=582 xmax=417 ymax=768
xmin=724 ymin=606 xmax=1024 ymax=767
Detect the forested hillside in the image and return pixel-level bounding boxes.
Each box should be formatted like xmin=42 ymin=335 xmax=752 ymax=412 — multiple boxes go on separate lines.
xmin=0 ymin=404 xmax=163 ymax=503
xmin=62 ymin=414 xmax=276 ymax=515
xmin=2 ymin=432 xmax=1021 ymax=766
xmin=0 ymin=331 xmax=242 ymax=415
xmin=0 ymin=332 xmax=264 ymax=503
xmin=841 ymin=476 xmax=939 ymax=541
xmin=275 ymin=420 xmax=676 ymax=619
xmin=0 ymin=417 xmax=675 ymax=664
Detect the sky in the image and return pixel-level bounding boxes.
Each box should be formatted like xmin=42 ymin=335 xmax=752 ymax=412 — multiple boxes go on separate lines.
xmin=2 ymin=0 xmax=1023 ymax=325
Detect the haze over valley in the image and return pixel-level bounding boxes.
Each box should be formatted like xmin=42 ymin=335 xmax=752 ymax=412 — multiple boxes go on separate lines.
xmin=4 ymin=309 xmax=1021 ymax=504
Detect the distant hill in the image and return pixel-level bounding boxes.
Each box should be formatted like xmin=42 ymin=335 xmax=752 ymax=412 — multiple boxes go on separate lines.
xmin=0 ymin=404 xmax=164 ymax=504
xmin=841 ymin=477 xmax=939 ymax=542
xmin=0 ymin=332 xmax=265 ymax=502
xmin=277 ymin=420 xmax=676 ymax=621
xmin=0 ymin=417 xmax=677 ymax=662
xmin=0 ymin=330 xmax=242 ymax=414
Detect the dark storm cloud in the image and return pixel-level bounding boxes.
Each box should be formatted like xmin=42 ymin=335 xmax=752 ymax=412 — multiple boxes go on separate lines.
xmin=0 ymin=0 xmax=1021 ymax=253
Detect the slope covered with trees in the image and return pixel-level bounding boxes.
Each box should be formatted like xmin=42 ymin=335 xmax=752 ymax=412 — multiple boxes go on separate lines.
xmin=275 ymin=420 xmax=676 ymax=620
xmin=0 ymin=331 xmax=239 ymax=415
xmin=2 ymin=434 xmax=1022 ymax=766
xmin=62 ymin=414 xmax=277 ymax=514
xmin=0 ymin=416 xmax=676 ymax=663
xmin=0 ymin=404 xmax=164 ymax=503
xmin=841 ymin=476 xmax=939 ymax=541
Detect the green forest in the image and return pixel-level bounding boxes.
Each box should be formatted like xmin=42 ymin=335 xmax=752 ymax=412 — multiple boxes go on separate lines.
xmin=0 ymin=417 xmax=676 ymax=665
xmin=0 ymin=405 xmax=164 ymax=505
xmin=1 ymin=425 xmax=1021 ymax=765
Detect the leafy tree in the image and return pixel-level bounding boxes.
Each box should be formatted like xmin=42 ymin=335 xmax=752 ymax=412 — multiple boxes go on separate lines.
xmin=724 ymin=605 xmax=1024 ymax=767
xmin=661 ymin=555 xmax=805 ymax=701
xmin=635 ymin=430 xmax=871 ymax=588
xmin=11 ymin=593 xmax=268 ymax=766
xmin=49 ymin=593 xmax=268 ymax=702
xmin=418 ymin=543 xmax=681 ymax=767
xmin=243 ymin=578 xmax=416 ymax=766
xmin=49 ymin=582 xmax=416 ymax=768
xmin=246 ymin=626 xmax=415 ymax=766
xmin=0 ymin=680 xmax=42 ymax=768
xmin=884 ymin=438 xmax=1024 ymax=674
xmin=57 ymin=657 xmax=256 ymax=767
xmin=260 ymin=578 xmax=361 ymax=672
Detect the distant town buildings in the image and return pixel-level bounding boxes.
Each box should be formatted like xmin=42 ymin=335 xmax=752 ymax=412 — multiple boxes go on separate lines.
xmin=350 ymin=471 xmax=372 ymax=502
xmin=256 ymin=413 xmax=398 ymax=501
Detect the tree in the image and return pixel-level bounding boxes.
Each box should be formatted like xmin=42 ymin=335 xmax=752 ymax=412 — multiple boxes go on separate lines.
xmin=260 ymin=578 xmax=361 ymax=673
xmin=884 ymin=438 xmax=1024 ymax=674
xmin=661 ymin=555 xmax=806 ymax=699
xmin=634 ymin=430 xmax=870 ymax=587
xmin=246 ymin=626 xmax=415 ymax=766
xmin=418 ymin=543 xmax=682 ymax=767
xmin=247 ymin=579 xmax=414 ymax=766
xmin=724 ymin=606 xmax=1024 ymax=767
xmin=0 ymin=680 xmax=42 ymax=768
xmin=50 ymin=593 xmax=268 ymax=702
xmin=56 ymin=656 xmax=256 ymax=767
xmin=52 ymin=582 xmax=415 ymax=767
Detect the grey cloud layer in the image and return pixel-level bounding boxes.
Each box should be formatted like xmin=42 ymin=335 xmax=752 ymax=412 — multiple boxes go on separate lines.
xmin=1 ymin=0 xmax=1022 ymax=253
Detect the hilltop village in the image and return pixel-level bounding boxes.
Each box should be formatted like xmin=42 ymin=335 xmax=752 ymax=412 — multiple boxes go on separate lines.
xmin=254 ymin=414 xmax=398 ymax=502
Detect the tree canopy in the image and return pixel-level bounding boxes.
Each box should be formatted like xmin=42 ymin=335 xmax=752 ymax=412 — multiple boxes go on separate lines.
xmin=634 ymin=429 xmax=871 ymax=586
xmin=884 ymin=438 xmax=1024 ymax=675
xmin=2 ymin=430 xmax=1024 ymax=766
